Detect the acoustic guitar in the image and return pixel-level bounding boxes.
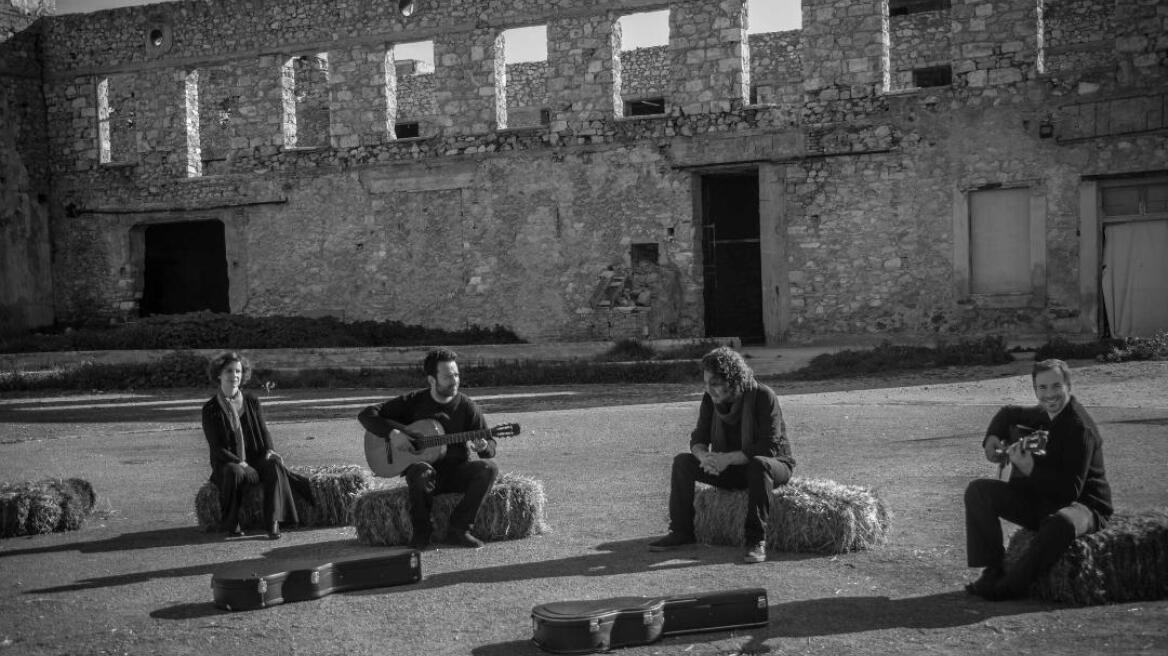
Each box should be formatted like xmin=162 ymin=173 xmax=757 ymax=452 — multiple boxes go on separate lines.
xmin=363 ymin=418 xmax=521 ymax=478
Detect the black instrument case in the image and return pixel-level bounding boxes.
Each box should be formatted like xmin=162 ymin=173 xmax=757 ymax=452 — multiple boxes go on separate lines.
xmin=532 ymin=587 xmax=768 ymax=653
xmin=212 ymin=548 xmax=421 ymax=611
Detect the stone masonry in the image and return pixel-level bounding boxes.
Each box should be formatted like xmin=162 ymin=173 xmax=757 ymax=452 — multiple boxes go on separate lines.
xmin=1 ymin=0 xmax=1165 ymax=344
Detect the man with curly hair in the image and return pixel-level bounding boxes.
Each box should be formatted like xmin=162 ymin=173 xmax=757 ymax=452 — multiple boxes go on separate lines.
xmin=648 ymin=346 xmax=795 ymax=563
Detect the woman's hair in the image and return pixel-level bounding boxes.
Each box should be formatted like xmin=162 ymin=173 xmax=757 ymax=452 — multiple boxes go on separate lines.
xmin=207 ymin=351 xmax=252 ymax=385
xmin=700 ymin=346 xmax=755 ymax=396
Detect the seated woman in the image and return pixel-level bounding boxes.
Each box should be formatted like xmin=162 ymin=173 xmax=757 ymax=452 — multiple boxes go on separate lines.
xmin=201 ymin=351 xmax=313 ymax=539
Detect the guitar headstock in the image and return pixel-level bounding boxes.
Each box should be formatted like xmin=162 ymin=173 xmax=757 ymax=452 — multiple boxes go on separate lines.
xmin=489 ymin=423 xmax=521 ymax=439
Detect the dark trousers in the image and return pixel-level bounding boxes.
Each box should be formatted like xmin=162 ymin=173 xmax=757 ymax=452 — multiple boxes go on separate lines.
xmin=404 ymin=460 xmax=499 ymax=536
xmin=218 ymin=458 xmax=310 ymax=529
xmin=668 ymin=452 xmax=792 ymax=543
xmin=965 ymin=478 xmax=1100 ymax=582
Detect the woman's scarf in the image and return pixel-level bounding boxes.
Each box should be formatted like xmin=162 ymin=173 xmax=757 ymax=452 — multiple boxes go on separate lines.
xmin=709 ymin=382 xmax=757 ymax=454
xmin=216 ymin=389 xmax=246 ymax=461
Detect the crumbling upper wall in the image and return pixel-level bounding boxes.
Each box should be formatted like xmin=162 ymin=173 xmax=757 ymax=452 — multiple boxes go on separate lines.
xmin=1 ymin=0 xmax=54 ymax=331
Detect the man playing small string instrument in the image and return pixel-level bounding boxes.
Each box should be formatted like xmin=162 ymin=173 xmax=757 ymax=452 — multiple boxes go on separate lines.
xmin=964 ymin=359 xmax=1113 ymax=600
xmin=358 ymin=348 xmax=498 ymax=550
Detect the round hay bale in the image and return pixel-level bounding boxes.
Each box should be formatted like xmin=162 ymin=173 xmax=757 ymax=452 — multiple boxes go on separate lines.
xmin=352 ymin=472 xmax=548 ymax=546
xmin=693 ymin=477 xmax=891 ymax=554
xmin=0 ymin=478 xmax=97 ymax=539
xmin=195 ymin=464 xmax=374 ymax=531
xmin=1004 ymin=509 xmax=1168 ymax=605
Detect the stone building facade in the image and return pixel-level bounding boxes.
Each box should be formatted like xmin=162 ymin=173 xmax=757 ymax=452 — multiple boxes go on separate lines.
xmin=1 ymin=0 xmax=1165 ymax=343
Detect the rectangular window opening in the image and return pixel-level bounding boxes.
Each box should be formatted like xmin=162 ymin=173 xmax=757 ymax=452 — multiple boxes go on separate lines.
xmin=624 ymin=97 xmax=665 ymax=117
xmin=889 ymin=0 xmax=950 ymax=17
xmin=501 ymin=25 xmax=548 ymax=129
xmin=391 ymin=40 xmax=434 ymax=139
xmin=394 ymin=121 xmax=420 ymax=139
xmin=912 ymin=64 xmax=952 ymax=88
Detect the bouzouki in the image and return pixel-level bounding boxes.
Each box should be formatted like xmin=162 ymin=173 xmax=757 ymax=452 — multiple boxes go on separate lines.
xmin=363 ymin=418 xmax=521 ymax=478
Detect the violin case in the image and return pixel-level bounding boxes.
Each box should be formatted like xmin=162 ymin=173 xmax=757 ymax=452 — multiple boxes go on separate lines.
xmin=211 ymin=548 xmax=421 ymax=611
xmin=531 ymin=588 xmax=768 ymax=653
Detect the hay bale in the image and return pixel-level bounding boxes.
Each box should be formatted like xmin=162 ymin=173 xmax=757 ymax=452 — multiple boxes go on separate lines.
xmin=352 ymin=472 xmax=548 ymax=546
xmin=0 ymin=478 xmax=97 ymax=538
xmin=195 ymin=464 xmax=373 ymax=531
xmin=693 ymin=477 xmax=891 ymax=554
xmin=1004 ymin=509 xmax=1168 ymax=605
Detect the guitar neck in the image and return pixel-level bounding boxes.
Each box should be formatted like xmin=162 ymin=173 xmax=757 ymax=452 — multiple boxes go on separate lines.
xmin=417 ymin=428 xmax=495 ymax=449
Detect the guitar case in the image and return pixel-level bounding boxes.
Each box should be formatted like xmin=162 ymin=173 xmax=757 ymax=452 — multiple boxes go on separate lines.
xmin=530 ymin=596 xmax=666 ymax=653
xmin=211 ymin=549 xmax=421 ymax=611
xmin=531 ymin=588 xmax=768 ymax=653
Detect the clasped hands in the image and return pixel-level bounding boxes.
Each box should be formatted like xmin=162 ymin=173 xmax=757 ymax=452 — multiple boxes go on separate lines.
xmin=696 ymin=450 xmax=732 ymax=475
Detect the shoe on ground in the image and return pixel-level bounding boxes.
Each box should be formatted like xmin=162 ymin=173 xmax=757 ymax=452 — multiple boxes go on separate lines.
xmin=444 ymin=530 xmax=484 ymax=549
xmin=226 ymin=524 xmax=244 ymax=538
xmin=267 ymin=522 xmax=281 ymax=540
xmin=409 ymin=531 xmax=433 ymax=551
xmin=648 ymin=532 xmax=696 ymax=551
xmin=964 ymin=565 xmax=1004 ymax=598
xmin=742 ymin=540 xmax=767 ymax=563
xmin=982 ymin=575 xmax=1028 ymax=602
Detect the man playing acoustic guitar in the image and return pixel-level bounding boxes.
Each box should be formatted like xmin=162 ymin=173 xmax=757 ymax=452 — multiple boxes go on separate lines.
xmin=358 ymin=348 xmax=499 ymax=550
xmin=964 ymin=359 xmax=1113 ymax=600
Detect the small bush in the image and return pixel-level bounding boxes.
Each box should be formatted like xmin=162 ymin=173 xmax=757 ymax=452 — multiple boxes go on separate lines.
xmin=0 ymin=312 xmax=522 ymax=353
xmin=1035 ymin=332 xmax=1168 ymax=363
xmin=782 ymin=336 xmax=1013 ymax=381
xmin=596 ymin=338 xmax=658 ymax=362
xmin=1099 ymin=331 xmax=1168 ymax=363
xmin=594 ymin=338 xmax=725 ymax=362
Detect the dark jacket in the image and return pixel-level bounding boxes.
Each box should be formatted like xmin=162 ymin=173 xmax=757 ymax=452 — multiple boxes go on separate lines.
xmin=985 ymin=396 xmax=1113 ymax=520
xmin=202 ymin=392 xmax=276 ymax=486
xmin=690 ymin=383 xmax=795 ymax=471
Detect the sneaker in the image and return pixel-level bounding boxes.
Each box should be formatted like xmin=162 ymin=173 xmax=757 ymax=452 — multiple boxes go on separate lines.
xmin=409 ymin=531 xmax=433 ymax=551
xmin=648 ymin=532 xmax=696 ymax=551
xmin=964 ymin=565 xmax=1004 ymax=598
xmin=742 ymin=540 xmax=767 ymax=563
xmin=444 ymin=530 xmax=484 ymax=549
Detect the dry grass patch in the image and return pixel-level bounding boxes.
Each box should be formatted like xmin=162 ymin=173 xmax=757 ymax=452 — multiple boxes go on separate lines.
xmin=352 ymin=472 xmax=548 ymax=546
xmin=694 ymin=477 xmax=891 ymax=554
xmin=1005 ymin=508 xmax=1168 ymax=605
xmin=0 ymin=478 xmax=97 ymax=538
xmin=194 ymin=464 xmax=373 ymax=530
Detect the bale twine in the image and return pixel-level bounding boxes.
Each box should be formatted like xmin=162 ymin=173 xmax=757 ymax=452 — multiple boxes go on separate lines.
xmin=195 ymin=464 xmax=373 ymax=531
xmin=693 ymin=477 xmax=891 ymax=554
xmin=0 ymin=478 xmax=97 ymax=539
xmin=1004 ymin=509 xmax=1168 ymax=605
xmin=352 ymin=472 xmax=548 ymax=546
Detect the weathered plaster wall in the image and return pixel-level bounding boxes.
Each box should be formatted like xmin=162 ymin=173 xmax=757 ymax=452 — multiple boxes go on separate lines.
xmin=0 ymin=0 xmax=54 ymax=331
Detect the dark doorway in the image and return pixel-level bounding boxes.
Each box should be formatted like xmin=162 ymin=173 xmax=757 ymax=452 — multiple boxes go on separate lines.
xmin=140 ymin=220 xmax=230 ymax=316
xmin=701 ymin=172 xmax=764 ymax=344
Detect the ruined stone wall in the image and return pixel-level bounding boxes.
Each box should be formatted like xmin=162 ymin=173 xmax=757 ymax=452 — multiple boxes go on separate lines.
xmin=504 ymin=60 xmax=547 ymax=127
xmin=1 ymin=0 xmax=54 ymax=331
xmin=747 ymin=31 xmax=801 ymax=106
xmin=618 ymin=46 xmax=667 ymax=100
xmin=889 ymin=10 xmax=948 ymax=90
xmin=31 ymin=0 xmax=1168 ymax=342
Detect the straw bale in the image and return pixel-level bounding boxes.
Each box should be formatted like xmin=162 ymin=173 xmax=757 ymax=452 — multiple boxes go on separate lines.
xmin=0 ymin=478 xmax=97 ymax=538
xmin=195 ymin=464 xmax=373 ymax=531
xmin=693 ymin=477 xmax=891 ymax=554
xmin=352 ymin=472 xmax=548 ymax=546
xmin=1004 ymin=509 xmax=1168 ymax=605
